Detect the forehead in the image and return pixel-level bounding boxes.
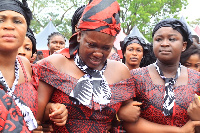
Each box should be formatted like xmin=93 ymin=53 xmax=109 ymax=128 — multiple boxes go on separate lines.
xmin=154 ymin=27 xmax=182 ymax=37
xmin=126 ymin=43 xmax=143 ymax=48
xmin=0 ymin=10 xmax=25 ymax=18
xmin=50 ymin=35 xmax=65 ymax=41
xmin=82 ymin=31 xmax=115 ymax=45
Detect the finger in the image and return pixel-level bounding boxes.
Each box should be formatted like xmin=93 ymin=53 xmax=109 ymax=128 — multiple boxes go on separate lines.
xmin=194 ymin=94 xmax=200 ymax=107
xmin=192 ymin=121 xmax=200 ymax=127
xmin=53 ymin=120 xmax=67 ymax=126
xmin=49 ymin=108 xmax=68 ymax=118
xmin=132 ymin=101 xmax=142 ymax=106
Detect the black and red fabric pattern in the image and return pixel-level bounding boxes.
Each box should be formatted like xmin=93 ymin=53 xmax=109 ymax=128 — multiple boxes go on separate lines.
xmin=69 ymin=0 xmax=121 ymax=57
xmin=78 ymin=0 xmax=120 ymax=37
xmin=0 ymin=89 xmax=30 ymax=133
xmin=36 ymin=58 xmax=135 ymax=132
xmin=130 ymin=67 xmax=200 ymax=127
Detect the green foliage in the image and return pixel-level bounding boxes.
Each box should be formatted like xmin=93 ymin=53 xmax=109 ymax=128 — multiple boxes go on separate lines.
xmin=117 ymin=0 xmax=188 ymax=42
xmin=28 ymin=0 xmax=188 ymax=42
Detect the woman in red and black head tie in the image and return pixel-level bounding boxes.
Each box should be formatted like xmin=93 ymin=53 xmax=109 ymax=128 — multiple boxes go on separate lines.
xmin=36 ymin=0 xmax=141 ymax=132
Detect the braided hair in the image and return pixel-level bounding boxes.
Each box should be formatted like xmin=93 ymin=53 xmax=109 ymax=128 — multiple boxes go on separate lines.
xmin=47 ymin=32 xmax=66 ymax=45
xmin=71 ymin=5 xmax=86 ymax=34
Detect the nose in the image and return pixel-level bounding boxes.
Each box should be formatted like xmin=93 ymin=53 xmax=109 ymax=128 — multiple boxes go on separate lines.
xmin=160 ymin=39 xmax=169 ymax=47
xmin=93 ymin=50 xmax=103 ymax=59
xmin=18 ymin=47 xmax=26 ymax=56
xmin=132 ymin=50 xmax=137 ymax=55
xmin=3 ymin=21 xmax=15 ymax=30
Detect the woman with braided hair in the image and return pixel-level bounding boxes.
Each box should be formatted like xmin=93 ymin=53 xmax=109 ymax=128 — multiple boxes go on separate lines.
xmin=36 ymin=0 xmax=141 ymax=132
xmin=47 ymin=32 xmax=66 ymax=55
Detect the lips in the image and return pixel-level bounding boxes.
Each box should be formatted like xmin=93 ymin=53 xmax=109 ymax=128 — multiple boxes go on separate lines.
xmin=2 ymin=34 xmax=16 ymax=42
xmin=130 ymin=57 xmax=138 ymax=61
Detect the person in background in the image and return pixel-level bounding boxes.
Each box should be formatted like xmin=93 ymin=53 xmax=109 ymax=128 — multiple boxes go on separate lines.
xmin=18 ymin=27 xmax=37 ymax=61
xmin=120 ymin=18 xmax=200 ymax=133
xmin=180 ymin=44 xmax=200 ymax=72
xmin=35 ymin=0 xmax=140 ymax=132
xmin=30 ymin=51 xmax=37 ymax=64
xmin=192 ymin=35 xmax=199 ymax=45
xmin=120 ymin=35 xmax=149 ymax=70
xmin=33 ymin=50 xmax=44 ymax=64
xmin=0 ymin=0 xmax=38 ymax=131
xmin=47 ymin=32 xmax=66 ymax=55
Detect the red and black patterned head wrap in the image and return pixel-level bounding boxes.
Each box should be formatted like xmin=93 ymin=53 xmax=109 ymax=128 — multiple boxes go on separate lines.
xmin=69 ymin=0 xmax=121 ymax=57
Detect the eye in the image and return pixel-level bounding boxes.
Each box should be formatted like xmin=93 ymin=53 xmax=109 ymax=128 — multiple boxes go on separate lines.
xmin=102 ymin=46 xmax=111 ymax=51
xmin=87 ymin=42 xmax=95 ymax=48
xmin=25 ymin=47 xmax=31 ymax=51
xmin=60 ymin=42 xmax=65 ymax=45
xmin=0 ymin=18 xmax=4 ymax=23
xmin=14 ymin=19 xmax=22 ymax=24
xmin=137 ymin=49 xmax=142 ymax=52
xmin=127 ymin=48 xmax=133 ymax=52
xmin=169 ymin=38 xmax=176 ymax=42
xmin=155 ymin=38 xmax=162 ymax=42
xmin=51 ymin=41 xmax=57 ymax=44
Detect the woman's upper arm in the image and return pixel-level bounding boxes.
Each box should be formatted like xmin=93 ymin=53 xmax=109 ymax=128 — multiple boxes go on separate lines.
xmin=36 ymin=80 xmax=54 ymax=121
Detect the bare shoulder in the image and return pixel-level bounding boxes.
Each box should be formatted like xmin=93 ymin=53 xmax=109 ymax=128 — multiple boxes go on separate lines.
xmin=37 ymin=54 xmax=74 ymax=73
xmin=106 ymin=60 xmax=130 ymax=82
xmin=17 ymin=55 xmax=32 ymax=74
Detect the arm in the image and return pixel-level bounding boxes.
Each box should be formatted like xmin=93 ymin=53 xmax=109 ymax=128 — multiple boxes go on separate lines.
xmin=123 ymin=117 xmax=200 ymax=133
xmin=187 ymin=94 xmax=200 ymax=133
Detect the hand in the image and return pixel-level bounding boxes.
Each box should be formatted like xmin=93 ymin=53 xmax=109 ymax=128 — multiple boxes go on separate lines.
xmin=187 ymin=94 xmax=200 ymax=121
xmin=118 ymin=101 xmax=142 ymax=123
xmin=48 ymin=103 xmax=68 ymax=126
xmin=180 ymin=120 xmax=200 ymax=133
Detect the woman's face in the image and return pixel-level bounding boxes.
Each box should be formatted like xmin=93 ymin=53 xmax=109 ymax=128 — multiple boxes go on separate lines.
xmin=124 ymin=43 xmax=143 ymax=69
xmin=153 ymin=27 xmax=187 ymax=64
xmin=184 ymin=54 xmax=200 ymax=72
xmin=48 ymin=35 xmax=65 ymax=55
xmin=0 ymin=10 xmax=27 ymax=53
xmin=18 ymin=36 xmax=32 ymax=61
xmin=77 ymin=31 xmax=115 ymax=70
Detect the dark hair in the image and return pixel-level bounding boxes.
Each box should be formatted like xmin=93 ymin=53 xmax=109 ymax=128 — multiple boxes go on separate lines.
xmin=180 ymin=44 xmax=200 ymax=65
xmin=37 ymin=51 xmax=43 ymax=55
xmin=47 ymin=32 xmax=66 ymax=45
xmin=26 ymin=28 xmax=36 ymax=55
xmin=71 ymin=5 xmax=86 ymax=35
xmin=192 ymin=35 xmax=199 ymax=44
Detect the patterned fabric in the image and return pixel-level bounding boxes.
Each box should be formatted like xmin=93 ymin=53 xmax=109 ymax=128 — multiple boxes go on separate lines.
xmin=69 ymin=0 xmax=121 ymax=57
xmin=130 ymin=67 xmax=200 ymax=127
xmin=70 ymin=53 xmax=111 ymax=109
xmin=0 ymin=56 xmax=38 ymax=131
xmin=0 ymin=89 xmax=30 ymax=133
xmin=36 ymin=58 xmax=135 ymax=132
xmin=154 ymin=61 xmax=181 ymax=116
xmin=0 ymin=58 xmax=37 ymax=130
xmin=108 ymin=53 xmax=121 ymax=61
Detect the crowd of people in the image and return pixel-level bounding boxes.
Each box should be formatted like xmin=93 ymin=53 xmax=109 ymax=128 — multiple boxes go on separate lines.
xmin=0 ymin=0 xmax=199 ymax=133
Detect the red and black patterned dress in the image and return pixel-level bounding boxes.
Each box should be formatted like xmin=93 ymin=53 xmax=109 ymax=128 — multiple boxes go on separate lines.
xmin=37 ymin=59 xmax=135 ymax=132
xmin=0 ymin=57 xmax=38 ymax=131
xmin=130 ymin=67 xmax=200 ymax=127
xmin=0 ymin=89 xmax=29 ymax=132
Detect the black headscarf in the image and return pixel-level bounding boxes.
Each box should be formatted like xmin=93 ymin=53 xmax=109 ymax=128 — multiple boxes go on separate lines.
xmin=0 ymin=0 xmax=32 ymax=27
xmin=26 ymin=28 xmax=36 ymax=55
xmin=152 ymin=18 xmax=193 ymax=49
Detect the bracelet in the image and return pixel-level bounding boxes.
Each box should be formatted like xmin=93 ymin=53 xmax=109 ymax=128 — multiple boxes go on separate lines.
xmin=116 ymin=114 xmax=121 ymax=122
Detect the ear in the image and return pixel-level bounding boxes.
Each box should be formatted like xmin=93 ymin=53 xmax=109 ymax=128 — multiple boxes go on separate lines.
xmin=182 ymin=41 xmax=187 ymax=52
xmin=77 ymin=32 xmax=82 ymax=43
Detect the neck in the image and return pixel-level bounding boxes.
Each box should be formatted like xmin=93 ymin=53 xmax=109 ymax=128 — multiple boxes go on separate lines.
xmin=126 ymin=63 xmax=140 ymax=70
xmin=0 ymin=52 xmax=17 ymax=70
xmin=156 ymin=60 xmax=180 ymax=78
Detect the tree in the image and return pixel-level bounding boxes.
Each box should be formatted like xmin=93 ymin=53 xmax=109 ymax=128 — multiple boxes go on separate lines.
xmin=117 ymin=0 xmax=188 ymax=42
xmin=28 ymin=0 xmax=90 ymax=39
